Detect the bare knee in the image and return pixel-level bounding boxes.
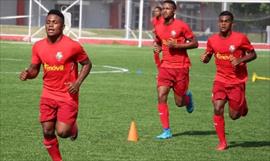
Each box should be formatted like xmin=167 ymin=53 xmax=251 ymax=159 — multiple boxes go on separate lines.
xmin=43 ymin=128 xmax=55 ymax=138
xmin=56 ymin=129 xmax=70 ymax=138
xmin=213 ymin=101 xmax=225 ymax=115
xmin=229 ymin=112 xmax=241 ymax=120
xmin=42 ymin=122 xmax=56 ymax=138
xmin=174 ymin=93 xmax=184 ymax=107
xmin=175 ymin=98 xmax=184 ymax=107
xmin=158 ymin=92 xmax=168 ymax=104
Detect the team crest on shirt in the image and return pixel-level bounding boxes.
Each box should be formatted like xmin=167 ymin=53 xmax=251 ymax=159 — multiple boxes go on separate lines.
xmin=229 ymin=45 xmax=235 ymax=53
xmin=171 ymin=30 xmax=177 ymax=38
xmin=56 ymin=52 xmax=63 ymax=61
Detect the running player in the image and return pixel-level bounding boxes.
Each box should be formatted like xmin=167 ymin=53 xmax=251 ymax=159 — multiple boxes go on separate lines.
xmin=19 ymin=9 xmax=92 ymax=161
xmin=153 ymin=0 xmax=198 ymax=139
xmin=200 ymin=11 xmax=257 ymax=150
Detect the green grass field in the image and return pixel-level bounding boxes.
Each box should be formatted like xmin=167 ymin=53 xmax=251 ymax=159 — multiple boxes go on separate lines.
xmin=0 ymin=41 xmax=269 ymax=161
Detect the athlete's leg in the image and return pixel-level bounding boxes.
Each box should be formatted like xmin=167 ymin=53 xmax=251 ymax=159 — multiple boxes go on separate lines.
xmin=56 ymin=100 xmax=78 ymax=140
xmin=172 ymin=67 xmax=193 ymax=113
xmin=42 ymin=121 xmax=62 ymax=161
xmin=228 ymin=99 xmax=247 ymax=120
xmin=228 ymin=83 xmax=247 ymax=120
xmin=213 ymin=99 xmax=228 ymax=151
xmin=173 ymin=92 xmax=185 ymax=107
xmin=56 ymin=121 xmax=74 ymax=138
xmin=157 ymin=85 xmax=170 ymax=129
xmin=40 ymin=97 xmax=62 ymax=161
xmin=173 ymin=91 xmax=194 ymax=113
xmin=241 ymin=98 xmax=248 ymax=117
xmin=156 ymin=85 xmax=172 ymax=139
xmin=228 ymin=106 xmax=241 ymax=120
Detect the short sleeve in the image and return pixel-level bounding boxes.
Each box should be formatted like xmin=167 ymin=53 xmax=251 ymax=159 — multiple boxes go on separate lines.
xmin=31 ymin=44 xmax=41 ymax=64
xmin=182 ymin=22 xmax=194 ymax=39
xmin=240 ymin=35 xmax=254 ymax=52
xmin=74 ymin=43 xmax=89 ymax=63
xmin=206 ymin=39 xmax=214 ymax=54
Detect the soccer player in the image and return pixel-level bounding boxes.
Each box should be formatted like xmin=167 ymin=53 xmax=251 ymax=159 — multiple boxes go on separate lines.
xmin=151 ymin=6 xmax=163 ymax=30
xmin=151 ymin=6 xmax=164 ymax=67
xmin=153 ymin=0 xmax=198 ymax=139
xmin=19 ymin=9 xmax=92 ymax=161
xmin=200 ymin=11 xmax=257 ymax=150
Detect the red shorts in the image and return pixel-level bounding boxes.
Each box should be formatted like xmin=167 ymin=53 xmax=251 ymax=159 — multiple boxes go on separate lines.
xmin=212 ymin=81 xmax=247 ymax=112
xmin=39 ymin=97 xmax=78 ymax=125
xmin=157 ymin=67 xmax=189 ymax=96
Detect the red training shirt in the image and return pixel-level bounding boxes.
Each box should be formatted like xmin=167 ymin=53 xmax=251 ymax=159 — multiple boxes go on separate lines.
xmin=155 ymin=19 xmax=195 ymax=68
xmin=151 ymin=16 xmax=164 ymax=27
xmin=32 ymin=35 xmax=89 ymax=102
xmin=206 ymin=31 xmax=254 ymax=84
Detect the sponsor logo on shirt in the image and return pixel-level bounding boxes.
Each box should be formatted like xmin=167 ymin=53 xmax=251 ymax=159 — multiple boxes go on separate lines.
xmin=44 ymin=63 xmax=64 ymax=71
xmin=216 ymin=52 xmax=231 ymax=60
xmin=56 ymin=52 xmax=63 ymax=62
xmin=229 ymin=45 xmax=235 ymax=53
xmin=162 ymin=38 xmax=177 ymax=46
xmin=171 ymin=30 xmax=177 ymax=38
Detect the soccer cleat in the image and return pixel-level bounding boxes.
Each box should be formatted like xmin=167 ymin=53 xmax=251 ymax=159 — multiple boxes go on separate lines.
xmin=156 ymin=129 xmax=172 ymax=139
xmin=186 ymin=91 xmax=194 ymax=113
xmin=216 ymin=142 xmax=228 ymax=151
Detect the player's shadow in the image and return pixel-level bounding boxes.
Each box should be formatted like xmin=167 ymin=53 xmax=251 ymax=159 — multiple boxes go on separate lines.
xmin=173 ymin=130 xmax=216 ymax=137
xmin=229 ymin=141 xmax=270 ymax=148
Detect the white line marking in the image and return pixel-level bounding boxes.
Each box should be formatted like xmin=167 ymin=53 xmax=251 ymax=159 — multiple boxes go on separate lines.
xmin=0 ymin=65 xmax=129 ymax=75
xmin=0 ymin=58 xmax=24 ymax=61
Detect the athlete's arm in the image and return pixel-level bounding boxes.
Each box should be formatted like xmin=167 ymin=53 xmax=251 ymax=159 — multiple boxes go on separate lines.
xmin=200 ymin=51 xmax=213 ymax=64
xmin=153 ymin=41 xmax=162 ymax=54
xmin=66 ymin=58 xmax=92 ymax=94
xmin=19 ymin=64 xmax=41 ymax=81
xmin=230 ymin=50 xmax=257 ymax=67
xmin=167 ymin=37 xmax=198 ymax=50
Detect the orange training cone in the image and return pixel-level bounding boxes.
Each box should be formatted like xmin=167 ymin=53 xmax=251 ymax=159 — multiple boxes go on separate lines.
xmin=127 ymin=121 xmax=139 ymax=142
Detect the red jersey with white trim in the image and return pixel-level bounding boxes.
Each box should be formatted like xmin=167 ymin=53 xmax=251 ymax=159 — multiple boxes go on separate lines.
xmin=155 ymin=19 xmax=195 ymax=68
xmin=207 ymin=31 xmax=254 ymax=84
xmin=32 ymin=35 xmax=89 ymax=102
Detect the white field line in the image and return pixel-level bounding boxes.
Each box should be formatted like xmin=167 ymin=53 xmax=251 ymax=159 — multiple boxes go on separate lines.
xmin=0 ymin=58 xmax=24 ymax=61
xmin=0 ymin=65 xmax=129 ymax=74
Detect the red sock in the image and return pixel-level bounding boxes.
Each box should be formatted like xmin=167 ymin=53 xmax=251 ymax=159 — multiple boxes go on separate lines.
xmin=43 ymin=137 xmax=62 ymax=161
xmin=153 ymin=53 xmax=161 ymax=67
xmin=158 ymin=103 xmax=169 ymax=129
xmin=213 ymin=115 xmax=226 ymax=144
xmin=184 ymin=94 xmax=190 ymax=106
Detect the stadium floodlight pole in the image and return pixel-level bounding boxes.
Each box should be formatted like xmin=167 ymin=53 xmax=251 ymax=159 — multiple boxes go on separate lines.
xmin=125 ymin=0 xmax=131 ymax=39
xmin=138 ymin=0 xmax=144 ymax=47
xmin=28 ymin=0 xmax=32 ymax=42
xmin=79 ymin=0 xmax=83 ymax=39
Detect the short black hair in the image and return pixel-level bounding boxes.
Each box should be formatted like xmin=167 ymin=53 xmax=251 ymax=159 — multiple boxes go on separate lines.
xmin=154 ymin=6 xmax=162 ymax=11
xmin=219 ymin=11 xmax=234 ymax=21
xmin=163 ymin=0 xmax=177 ymax=10
xmin=47 ymin=9 xmax=65 ymax=23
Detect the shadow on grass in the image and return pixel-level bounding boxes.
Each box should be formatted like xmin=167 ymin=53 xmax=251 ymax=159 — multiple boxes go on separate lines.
xmin=229 ymin=141 xmax=270 ymax=148
xmin=172 ymin=130 xmax=216 ymax=137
